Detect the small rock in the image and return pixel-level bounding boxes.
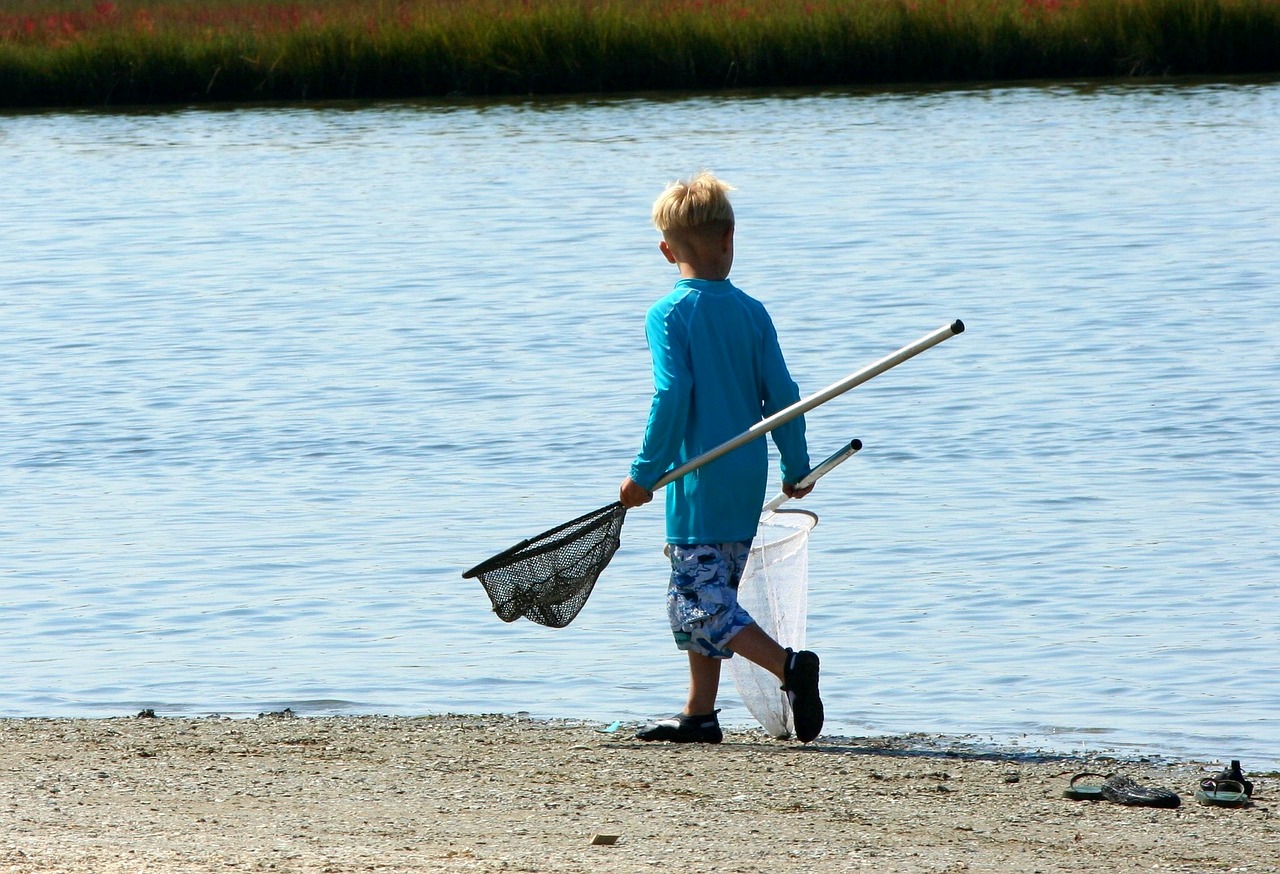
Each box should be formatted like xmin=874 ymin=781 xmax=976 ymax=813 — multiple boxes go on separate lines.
xmin=258 ymin=708 xmax=296 ymax=719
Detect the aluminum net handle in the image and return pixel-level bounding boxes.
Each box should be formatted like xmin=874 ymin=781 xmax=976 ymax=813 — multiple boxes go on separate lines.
xmin=761 ymin=438 xmax=862 ymax=515
xmin=653 ymin=320 xmax=963 ymax=491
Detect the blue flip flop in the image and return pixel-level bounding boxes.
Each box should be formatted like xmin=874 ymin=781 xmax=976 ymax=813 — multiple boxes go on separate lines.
xmin=1210 ymin=760 xmax=1254 ymax=797
xmin=1195 ymin=778 xmax=1249 ymax=808
xmin=1063 ymin=772 xmax=1109 ymax=801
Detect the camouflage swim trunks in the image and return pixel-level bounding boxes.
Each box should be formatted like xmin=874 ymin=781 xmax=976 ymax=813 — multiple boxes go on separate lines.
xmin=666 ymin=541 xmax=754 ymax=659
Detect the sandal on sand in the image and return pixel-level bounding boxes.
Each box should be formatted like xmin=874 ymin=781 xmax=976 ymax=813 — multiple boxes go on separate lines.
xmin=1210 ymin=760 xmax=1254 ymax=797
xmin=1196 ymin=778 xmax=1250 ymax=808
xmin=1100 ymin=775 xmax=1182 ymax=808
xmin=1063 ymin=772 xmax=1110 ymax=801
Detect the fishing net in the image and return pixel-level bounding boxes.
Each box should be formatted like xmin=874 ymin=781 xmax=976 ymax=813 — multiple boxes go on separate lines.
xmin=463 ymin=502 xmax=627 ymax=628
xmin=727 ymin=509 xmax=818 ymax=739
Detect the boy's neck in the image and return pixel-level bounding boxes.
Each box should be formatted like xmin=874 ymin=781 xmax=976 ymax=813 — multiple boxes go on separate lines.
xmin=677 ymin=264 xmax=731 ymax=281
xmin=662 ymin=226 xmax=734 ymax=282
xmin=673 ymin=245 xmax=733 ymax=281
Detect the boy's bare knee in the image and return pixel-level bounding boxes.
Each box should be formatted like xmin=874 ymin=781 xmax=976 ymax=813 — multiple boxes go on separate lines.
xmin=727 ymin=624 xmax=787 ymax=679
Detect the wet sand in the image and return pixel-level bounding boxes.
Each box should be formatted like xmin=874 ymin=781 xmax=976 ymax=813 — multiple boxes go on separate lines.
xmin=1 ymin=714 xmax=1274 ymax=873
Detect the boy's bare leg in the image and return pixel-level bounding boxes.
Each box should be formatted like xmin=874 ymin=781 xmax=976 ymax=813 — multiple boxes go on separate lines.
xmin=637 ymin=652 xmax=726 ymax=743
xmin=726 ymin=623 xmax=787 ymax=679
xmin=686 ymin=623 xmax=787 ymax=713
xmin=684 ymin=651 xmax=722 ymax=715
xmin=729 ymin=622 xmax=825 ymax=743
xmin=643 ymin=624 xmax=819 ymax=744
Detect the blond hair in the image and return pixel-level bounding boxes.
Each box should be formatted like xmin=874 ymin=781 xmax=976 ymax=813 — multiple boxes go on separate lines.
xmin=651 ymin=171 xmax=736 ymax=237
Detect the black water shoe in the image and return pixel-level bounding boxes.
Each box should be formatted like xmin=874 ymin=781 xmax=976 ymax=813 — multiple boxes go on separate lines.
xmin=782 ymin=648 xmax=824 ymax=743
xmin=1212 ymin=760 xmax=1254 ymax=796
xmin=636 ymin=710 xmax=723 ymax=744
xmin=1100 ymin=775 xmax=1181 ymax=808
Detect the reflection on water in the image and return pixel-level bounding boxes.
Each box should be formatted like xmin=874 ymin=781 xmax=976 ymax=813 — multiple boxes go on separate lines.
xmin=2 ymin=80 xmax=1279 ymax=768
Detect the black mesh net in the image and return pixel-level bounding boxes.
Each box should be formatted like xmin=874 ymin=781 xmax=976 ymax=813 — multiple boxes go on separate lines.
xmin=463 ymin=502 xmax=627 ymax=628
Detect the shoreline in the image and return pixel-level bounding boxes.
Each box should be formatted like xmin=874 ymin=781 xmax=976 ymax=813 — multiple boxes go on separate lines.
xmin=2 ymin=714 xmax=1274 ymax=873
xmin=6 ymin=703 xmax=1252 ymax=772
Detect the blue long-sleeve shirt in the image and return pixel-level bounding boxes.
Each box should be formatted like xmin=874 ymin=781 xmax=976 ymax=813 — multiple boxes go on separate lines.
xmin=629 ymin=278 xmax=811 ymax=545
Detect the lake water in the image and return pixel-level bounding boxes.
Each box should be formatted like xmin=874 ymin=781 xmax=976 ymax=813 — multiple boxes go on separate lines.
xmin=3 ymin=79 xmax=1278 ymax=771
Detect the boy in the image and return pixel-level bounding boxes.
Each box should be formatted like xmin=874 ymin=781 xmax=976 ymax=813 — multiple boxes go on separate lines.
xmin=619 ymin=171 xmax=824 ymax=744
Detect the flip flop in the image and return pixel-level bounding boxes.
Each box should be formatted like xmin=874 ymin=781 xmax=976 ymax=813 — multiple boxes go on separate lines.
xmin=1195 ymin=778 xmax=1249 ymax=808
xmin=1063 ymin=772 xmax=1110 ymax=801
xmin=1210 ymin=760 xmax=1254 ymax=797
xmin=1101 ymin=775 xmax=1182 ymax=808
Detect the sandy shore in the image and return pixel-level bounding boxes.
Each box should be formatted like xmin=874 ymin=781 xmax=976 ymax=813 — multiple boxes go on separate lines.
xmin=1 ymin=713 xmax=1275 ymax=873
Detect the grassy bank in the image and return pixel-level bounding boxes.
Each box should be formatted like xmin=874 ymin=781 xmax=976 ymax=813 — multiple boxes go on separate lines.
xmin=2 ymin=0 xmax=1278 ymax=107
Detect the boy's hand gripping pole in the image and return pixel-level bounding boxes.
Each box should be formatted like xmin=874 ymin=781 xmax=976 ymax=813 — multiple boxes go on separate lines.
xmin=652 ymin=319 xmax=964 ymax=491
xmin=762 ymin=438 xmax=862 ymax=514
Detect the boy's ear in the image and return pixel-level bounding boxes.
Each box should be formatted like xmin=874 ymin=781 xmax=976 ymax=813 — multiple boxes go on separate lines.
xmin=659 ymin=239 xmax=678 ymax=264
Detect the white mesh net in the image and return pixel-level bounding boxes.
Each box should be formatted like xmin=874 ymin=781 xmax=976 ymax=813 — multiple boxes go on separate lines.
xmin=727 ymin=509 xmax=817 ymax=739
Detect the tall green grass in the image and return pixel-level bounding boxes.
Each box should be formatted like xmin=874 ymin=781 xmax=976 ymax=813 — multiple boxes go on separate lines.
xmin=2 ymin=0 xmax=1278 ymax=107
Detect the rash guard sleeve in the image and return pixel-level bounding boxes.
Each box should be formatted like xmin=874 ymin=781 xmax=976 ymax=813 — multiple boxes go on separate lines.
xmin=629 ymin=300 xmax=691 ymax=491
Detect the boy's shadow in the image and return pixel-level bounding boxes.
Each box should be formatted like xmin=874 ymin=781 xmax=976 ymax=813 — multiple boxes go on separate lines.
xmin=603 ymin=735 xmax=1087 ymax=765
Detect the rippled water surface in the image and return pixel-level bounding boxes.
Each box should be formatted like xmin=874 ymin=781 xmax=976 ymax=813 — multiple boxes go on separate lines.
xmin=3 ymin=80 xmax=1278 ymax=769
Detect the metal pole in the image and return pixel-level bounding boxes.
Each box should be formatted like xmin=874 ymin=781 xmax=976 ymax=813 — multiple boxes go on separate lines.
xmin=760 ymin=438 xmax=862 ymax=514
xmin=654 ymin=320 xmax=963 ymax=490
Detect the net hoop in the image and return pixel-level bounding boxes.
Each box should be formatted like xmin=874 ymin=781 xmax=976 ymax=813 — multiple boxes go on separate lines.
xmin=463 ymin=502 xmax=626 ymax=580
xmin=463 ymin=502 xmax=627 ymax=628
xmin=753 ymin=509 xmax=817 ymax=550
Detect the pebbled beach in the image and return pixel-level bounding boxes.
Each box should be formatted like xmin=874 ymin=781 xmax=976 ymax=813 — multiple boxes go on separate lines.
xmin=1 ymin=714 xmax=1275 ymax=873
